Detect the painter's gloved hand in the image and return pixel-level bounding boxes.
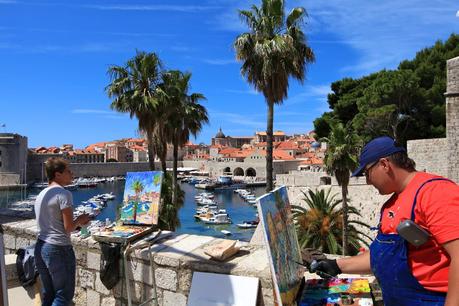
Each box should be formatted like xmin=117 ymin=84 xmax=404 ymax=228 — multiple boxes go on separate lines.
xmin=310 ymin=259 xmax=341 ymax=279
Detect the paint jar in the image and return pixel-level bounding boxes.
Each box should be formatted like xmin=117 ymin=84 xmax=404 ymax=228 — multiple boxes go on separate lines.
xmin=340 ymin=293 xmax=354 ymax=305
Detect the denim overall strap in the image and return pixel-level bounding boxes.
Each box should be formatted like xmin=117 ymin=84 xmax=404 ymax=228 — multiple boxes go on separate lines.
xmin=370 ymin=178 xmax=450 ymax=306
xmin=410 ymin=178 xmax=454 ymax=221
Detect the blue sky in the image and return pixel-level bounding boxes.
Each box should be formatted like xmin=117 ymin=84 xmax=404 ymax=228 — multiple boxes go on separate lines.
xmin=1 ymin=0 xmax=458 ymax=148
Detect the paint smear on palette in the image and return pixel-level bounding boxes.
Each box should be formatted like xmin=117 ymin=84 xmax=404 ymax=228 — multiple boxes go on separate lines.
xmin=299 ymin=278 xmax=373 ymax=306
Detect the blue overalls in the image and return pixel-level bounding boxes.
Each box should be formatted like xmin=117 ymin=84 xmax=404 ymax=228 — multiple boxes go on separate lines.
xmin=370 ymin=178 xmax=450 ymax=306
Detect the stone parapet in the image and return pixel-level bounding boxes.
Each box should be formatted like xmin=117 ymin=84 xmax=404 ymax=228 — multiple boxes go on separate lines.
xmin=447 ymin=56 xmax=459 ymax=95
xmin=407 ymin=138 xmax=448 ymax=177
xmin=2 ymin=219 xmax=275 ymax=306
xmin=447 ymin=56 xmax=459 ymax=183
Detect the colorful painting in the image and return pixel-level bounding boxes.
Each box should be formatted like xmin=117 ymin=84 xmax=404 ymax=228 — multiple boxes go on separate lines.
xmin=256 ymin=186 xmax=304 ymax=305
xmin=299 ymin=278 xmax=373 ymax=306
xmin=120 ymin=171 xmax=163 ymax=225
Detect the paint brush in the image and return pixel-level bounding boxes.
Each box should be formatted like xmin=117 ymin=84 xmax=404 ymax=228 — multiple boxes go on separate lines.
xmin=292 ymin=260 xmax=338 ymax=279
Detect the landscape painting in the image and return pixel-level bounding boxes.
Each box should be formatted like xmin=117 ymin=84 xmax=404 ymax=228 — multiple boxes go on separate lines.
xmin=256 ymin=186 xmax=304 ymax=305
xmin=120 ymin=171 xmax=163 ymax=225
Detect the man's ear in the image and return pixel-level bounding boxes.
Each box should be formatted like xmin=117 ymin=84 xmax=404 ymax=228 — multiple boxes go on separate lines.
xmin=380 ymin=158 xmax=391 ymax=171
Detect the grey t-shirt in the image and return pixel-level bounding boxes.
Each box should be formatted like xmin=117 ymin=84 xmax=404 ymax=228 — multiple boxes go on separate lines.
xmin=34 ymin=185 xmax=73 ymax=246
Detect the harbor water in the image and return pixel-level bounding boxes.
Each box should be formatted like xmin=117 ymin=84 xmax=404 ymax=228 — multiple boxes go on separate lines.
xmin=0 ymin=180 xmax=263 ymax=241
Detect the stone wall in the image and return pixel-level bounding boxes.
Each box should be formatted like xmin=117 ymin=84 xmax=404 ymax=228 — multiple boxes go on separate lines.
xmin=2 ymin=219 xmax=275 ymax=306
xmin=0 ymin=133 xmax=28 ymax=187
xmin=0 ymin=173 xmax=20 ymax=187
xmin=446 ymin=56 xmax=459 ymax=183
xmin=285 ymin=184 xmax=390 ymax=243
xmin=404 ymin=56 xmax=459 ymax=183
xmin=27 ymin=157 xmax=174 ymax=182
xmin=182 ymin=159 xmax=302 ymax=179
xmin=407 ymin=138 xmax=448 ymax=177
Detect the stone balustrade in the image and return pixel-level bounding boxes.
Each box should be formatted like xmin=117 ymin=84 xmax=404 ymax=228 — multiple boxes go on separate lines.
xmin=2 ymin=219 xmax=275 ymax=306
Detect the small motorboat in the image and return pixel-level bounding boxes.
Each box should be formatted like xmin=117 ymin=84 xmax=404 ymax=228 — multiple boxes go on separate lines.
xmin=203 ymin=213 xmax=232 ymax=224
xmin=221 ymin=230 xmax=232 ymax=236
xmin=236 ymin=220 xmax=259 ymax=229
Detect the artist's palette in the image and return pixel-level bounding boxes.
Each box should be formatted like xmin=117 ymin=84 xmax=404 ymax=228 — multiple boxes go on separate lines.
xmin=299 ymin=278 xmax=373 ymax=306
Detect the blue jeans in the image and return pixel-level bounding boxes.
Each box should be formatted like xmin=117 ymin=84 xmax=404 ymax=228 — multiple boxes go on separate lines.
xmin=34 ymin=240 xmax=76 ymax=306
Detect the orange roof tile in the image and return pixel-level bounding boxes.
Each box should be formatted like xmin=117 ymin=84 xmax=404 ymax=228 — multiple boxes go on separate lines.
xmin=277 ymin=141 xmax=299 ymax=150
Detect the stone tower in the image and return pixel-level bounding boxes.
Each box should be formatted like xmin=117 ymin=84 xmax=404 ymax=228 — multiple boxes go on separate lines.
xmin=446 ymin=57 xmax=459 ymax=183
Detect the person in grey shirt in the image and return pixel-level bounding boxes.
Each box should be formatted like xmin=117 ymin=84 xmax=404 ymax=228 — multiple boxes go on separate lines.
xmin=34 ymin=158 xmax=90 ymax=306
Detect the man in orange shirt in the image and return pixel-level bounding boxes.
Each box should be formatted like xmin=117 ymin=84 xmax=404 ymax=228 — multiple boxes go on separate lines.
xmin=311 ymin=136 xmax=459 ymax=306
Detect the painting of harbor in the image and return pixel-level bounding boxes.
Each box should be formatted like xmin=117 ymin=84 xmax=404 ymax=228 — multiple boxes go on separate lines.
xmin=257 ymin=186 xmax=303 ymax=305
xmin=120 ymin=171 xmax=163 ymax=225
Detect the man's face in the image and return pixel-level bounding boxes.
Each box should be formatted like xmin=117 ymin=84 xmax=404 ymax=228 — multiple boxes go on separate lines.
xmin=56 ymin=166 xmax=73 ymax=186
xmin=364 ymin=158 xmax=392 ymax=195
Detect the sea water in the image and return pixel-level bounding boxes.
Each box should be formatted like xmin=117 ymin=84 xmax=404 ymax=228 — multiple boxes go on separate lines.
xmin=0 ymin=180 xmax=263 ymax=241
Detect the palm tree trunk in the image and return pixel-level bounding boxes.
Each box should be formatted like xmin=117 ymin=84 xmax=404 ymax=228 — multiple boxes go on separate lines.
xmin=266 ymin=101 xmax=274 ymax=192
xmin=342 ymin=184 xmax=349 ymax=256
xmin=161 ymin=153 xmax=167 ymax=174
xmin=172 ymin=137 xmax=179 ymax=205
xmin=146 ymin=129 xmax=156 ymax=171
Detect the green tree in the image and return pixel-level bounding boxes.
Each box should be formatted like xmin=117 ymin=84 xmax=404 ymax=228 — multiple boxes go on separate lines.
xmin=322 ymin=122 xmax=361 ymax=255
xmin=292 ymin=189 xmax=371 ymax=255
xmin=106 ymin=50 xmax=163 ymax=170
xmin=234 ymin=0 xmax=315 ymax=191
xmin=131 ymin=180 xmax=144 ymax=223
xmin=159 ymin=70 xmax=208 ymax=204
xmin=314 ymin=34 xmax=459 ymax=145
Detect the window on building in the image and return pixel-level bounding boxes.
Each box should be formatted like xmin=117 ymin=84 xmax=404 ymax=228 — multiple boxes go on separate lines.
xmin=0 ymin=161 xmax=2 ymax=167
xmin=0 ymin=150 xmax=2 ymax=156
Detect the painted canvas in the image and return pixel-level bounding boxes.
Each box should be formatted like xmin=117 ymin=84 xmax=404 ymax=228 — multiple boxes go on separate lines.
xmin=120 ymin=171 xmax=163 ymax=225
xmin=299 ymin=278 xmax=373 ymax=306
xmin=256 ymin=186 xmax=304 ymax=305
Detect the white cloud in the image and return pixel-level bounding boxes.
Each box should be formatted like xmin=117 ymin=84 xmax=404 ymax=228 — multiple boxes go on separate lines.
xmin=202 ymin=58 xmax=236 ymax=65
xmin=210 ymin=111 xmax=265 ymax=128
xmin=285 ymin=84 xmax=331 ymax=106
xmin=299 ymin=0 xmax=459 ymax=75
xmin=456 ymin=10 xmax=459 ymax=17
xmin=84 ymin=4 xmax=220 ymax=12
xmin=224 ymin=89 xmax=259 ymax=95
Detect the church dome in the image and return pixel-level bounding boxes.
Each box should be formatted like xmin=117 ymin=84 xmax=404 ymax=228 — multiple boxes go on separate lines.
xmin=215 ymin=128 xmax=225 ymax=138
xmin=311 ymin=141 xmax=321 ymax=148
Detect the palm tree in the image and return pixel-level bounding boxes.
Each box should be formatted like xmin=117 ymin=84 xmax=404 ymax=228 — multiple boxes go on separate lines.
xmin=131 ymin=180 xmax=144 ymax=223
xmin=292 ymin=189 xmax=371 ymax=255
xmin=106 ymin=50 xmax=163 ymax=170
xmin=321 ymin=122 xmax=361 ymax=255
xmin=234 ymin=0 xmax=315 ymax=191
xmin=159 ymin=70 xmax=208 ymax=204
xmin=158 ymin=173 xmax=185 ymax=231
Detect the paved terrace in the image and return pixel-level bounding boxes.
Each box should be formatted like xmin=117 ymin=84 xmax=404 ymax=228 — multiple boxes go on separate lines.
xmin=2 ymin=212 xmax=378 ymax=306
xmin=2 ymin=215 xmax=274 ymax=306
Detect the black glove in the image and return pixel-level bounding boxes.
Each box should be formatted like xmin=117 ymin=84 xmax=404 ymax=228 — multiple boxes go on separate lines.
xmin=310 ymin=259 xmax=341 ymax=278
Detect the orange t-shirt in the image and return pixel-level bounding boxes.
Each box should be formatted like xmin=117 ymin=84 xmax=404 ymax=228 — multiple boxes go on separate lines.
xmin=380 ymin=172 xmax=459 ymax=292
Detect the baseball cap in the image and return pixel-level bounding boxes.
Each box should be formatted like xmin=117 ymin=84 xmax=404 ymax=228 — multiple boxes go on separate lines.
xmin=352 ymin=136 xmax=406 ymax=177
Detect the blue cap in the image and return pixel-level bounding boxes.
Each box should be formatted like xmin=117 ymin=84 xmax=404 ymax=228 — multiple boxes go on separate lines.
xmin=351 ymin=136 xmax=406 ymax=177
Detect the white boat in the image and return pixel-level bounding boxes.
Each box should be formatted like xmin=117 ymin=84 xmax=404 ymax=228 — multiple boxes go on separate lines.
xmin=203 ymin=213 xmax=232 ymax=225
xmin=64 ymin=184 xmax=78 ymax=190
xmin=195 ymin=205 xmax=218 ymax=214
xmin=221 ymin=230 xmax=232 ymax=236
xmin=196 ymin=198 xmax=217 ymax=206
xmin=32 ymin=182 xmax=48 ymax=188
xmin=236 ymin=221 xmax=259 ymax=229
